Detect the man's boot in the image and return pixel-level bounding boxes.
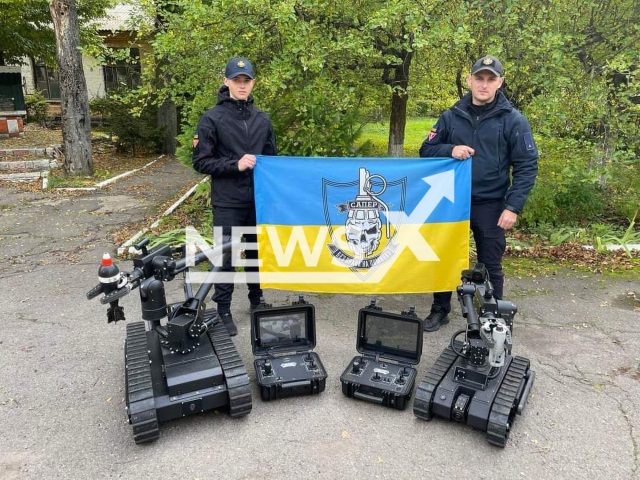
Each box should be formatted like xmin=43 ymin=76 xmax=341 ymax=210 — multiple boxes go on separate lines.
xmin=219 ymin=312 xmax=237 ymax=337
xmin=423 ymin=304 xmax=450 ymax=332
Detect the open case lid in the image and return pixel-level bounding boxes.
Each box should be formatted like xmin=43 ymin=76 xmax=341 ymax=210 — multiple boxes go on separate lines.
xmin=250 ymin=297 xmax=316 ymax=356
xmin=356 ymin=303 xmax=424 ymax=365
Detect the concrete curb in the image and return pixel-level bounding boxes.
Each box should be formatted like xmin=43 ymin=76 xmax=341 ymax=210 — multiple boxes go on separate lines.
xmin=583 ymin=244 xmax=640 ymax=252
xmin=0 ymin=159 xmax=58 ymax=172
xmin=117 ymin=177 xmax=209 ymax=256
xmin=510 ymin=243 xmax=640 ymax=252
xmin=0 ymin=170 xmax=49 ymax=182
xmin=93 ymin=156 xmax=163 ymax=189
xmin=0 ymin=145 xmax=61 ymax=157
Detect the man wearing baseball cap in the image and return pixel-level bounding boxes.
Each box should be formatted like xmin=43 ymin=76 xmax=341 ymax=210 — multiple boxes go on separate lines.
xmin=192 ymin=57 xmax=277 ymax=336
xmin=419 ymin=55 xmax=538 ymax=332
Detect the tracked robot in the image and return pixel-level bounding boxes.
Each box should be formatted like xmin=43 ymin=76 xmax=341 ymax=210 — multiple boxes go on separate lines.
xmin=413 ymin=264 xmax=535 ymax=447
xmin=86 ymin=238 xmax=251 ymax=444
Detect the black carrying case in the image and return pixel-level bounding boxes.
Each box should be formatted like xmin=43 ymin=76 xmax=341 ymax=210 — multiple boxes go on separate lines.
xmin=340 ymin=301 xmax=424 ymax=410
xmin=250 ymin=296 xmax=328 ymax=401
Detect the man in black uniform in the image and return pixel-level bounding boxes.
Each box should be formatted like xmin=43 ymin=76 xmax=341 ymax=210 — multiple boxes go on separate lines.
xmin=419 ymin=55 xmax=538 ymax=332
xmin=192 ymin=57 xmax=277 ymax=336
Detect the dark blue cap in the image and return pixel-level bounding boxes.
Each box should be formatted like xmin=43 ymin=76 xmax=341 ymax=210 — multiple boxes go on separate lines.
xmin=225 ymin=57 xmax=255 ymax=79
xmin=471 ymin=55 xmax=503 ymax=77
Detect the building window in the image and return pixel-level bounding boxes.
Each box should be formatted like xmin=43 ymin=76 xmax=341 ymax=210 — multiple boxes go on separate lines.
xmin=103 ymin=48 xmax=141 ymax=93
xmin=33 ymin=61 xmax=61 ymax=100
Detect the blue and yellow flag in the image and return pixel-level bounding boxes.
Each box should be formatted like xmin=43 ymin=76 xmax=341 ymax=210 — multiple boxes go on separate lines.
xmin=254 ymin=156 xmax=471 ymax=294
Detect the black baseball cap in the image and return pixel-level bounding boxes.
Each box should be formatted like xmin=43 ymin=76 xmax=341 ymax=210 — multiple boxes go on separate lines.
xmin=471 ymin=55 xmax=503 ymax=77
xmin=225 ymin=57 xmax=255 ymax=79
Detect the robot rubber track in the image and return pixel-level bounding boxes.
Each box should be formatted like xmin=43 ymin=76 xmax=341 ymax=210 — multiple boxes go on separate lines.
xmin=486 ymin=356 xmax=530 ymax=447
xmin=413 ymin=341 xmax=461 ymax=421
xmin=125 ymin=322 xmax=160 ymax=444
xmin=207 ymin=318 xmax=253 ymax=417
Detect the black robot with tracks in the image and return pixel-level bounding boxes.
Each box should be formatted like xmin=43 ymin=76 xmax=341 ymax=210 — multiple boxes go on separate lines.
xmin=86 ymin=238 xmax=252 ymax=444
xmin=413 ymin=264 xmax=535 ymax=447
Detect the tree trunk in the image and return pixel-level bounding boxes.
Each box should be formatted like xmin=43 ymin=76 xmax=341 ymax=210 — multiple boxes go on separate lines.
xmin=50 ymin=0 xmax=92 ymax=175
xmin=387 ymin=51 xmax=413 ymax=157
xmin=154 ymin=7 xmax=177 ymax=156
xmin=455 ymin=68 xmax=464 ymax=99
xmin=590 ymin=122 xmax=617 ymax=189
xmin=157 ymin=95 xmax=177 ymax=155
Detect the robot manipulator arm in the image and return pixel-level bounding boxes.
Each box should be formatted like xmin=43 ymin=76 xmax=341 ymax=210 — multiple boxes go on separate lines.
xmin=86 ymin=253 xmax=144 ymax=323
xmin=479 ymin=318 xmax=513 ymax=368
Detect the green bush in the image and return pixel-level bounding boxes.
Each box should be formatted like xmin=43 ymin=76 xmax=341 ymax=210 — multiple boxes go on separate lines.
xmin=518 ymin=135 xmax=639 ymax=228
xmin=519 ymin=183 xmax=559 ymax=228
xmin=89 ymin=95 xmax=110 ymax=119
xmin=25 ymin=91 xmax=47 ymax=124
xmin=90 ymin=93 xmax=162 ymax=154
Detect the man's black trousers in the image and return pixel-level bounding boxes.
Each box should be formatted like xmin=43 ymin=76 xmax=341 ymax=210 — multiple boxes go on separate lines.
xmin=211 ymin=206 xmax=262 ymax=313
xmin=433 ymin=200 xmax=506 ymax=312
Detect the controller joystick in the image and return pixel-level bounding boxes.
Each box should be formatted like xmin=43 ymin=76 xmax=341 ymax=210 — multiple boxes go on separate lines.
xmin=263 ymin=360 xmax=273 ymax=375
xmin=372 ymin=371 xmax=382 ymax=382
xmin=352 ymin=360 xmax=362 ymax=374
xmin=396 ymin=374 xmax=406 ymax=385
xmin=308 ymin=358 xmax=316 ymax=370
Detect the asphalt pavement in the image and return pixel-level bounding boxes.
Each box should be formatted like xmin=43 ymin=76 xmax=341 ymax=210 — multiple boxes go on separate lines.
xmin=1 ymin=158 xmax=638 ymax=479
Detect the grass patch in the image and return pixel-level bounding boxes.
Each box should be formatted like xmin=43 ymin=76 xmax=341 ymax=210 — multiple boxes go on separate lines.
xmin=356 ymin=117 xmax=437 ymax=157
xmin=48 ymin=145 xmax=158 ymax=188
xmin=503 ymin=256 xmax=568 ymax=278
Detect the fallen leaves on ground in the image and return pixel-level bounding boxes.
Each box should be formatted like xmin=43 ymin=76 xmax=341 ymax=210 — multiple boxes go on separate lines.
xmin=0 ymin=124 xmax=62 ymax=148
xmin=112 ymin=222 xmax=146 ymax=247
xmin=0 ymin=153 xmax=51 ymax=162
xmin=0 ymin=179 xmax=43 ymax=192
xmin=507 ymin=242 xmax=639 ymax=273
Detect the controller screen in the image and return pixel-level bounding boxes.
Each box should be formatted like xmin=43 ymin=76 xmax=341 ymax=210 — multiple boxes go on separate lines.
xmin=257 ymin=311 xmax=307 ymax=347
xmin=362 ymin=314 xmax=420 ymax=359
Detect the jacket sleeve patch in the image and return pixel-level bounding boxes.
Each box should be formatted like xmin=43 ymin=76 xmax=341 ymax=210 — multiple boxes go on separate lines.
xmin=428 ymin=126 xmax=437 ymax=141
xmin=193 ymin=132 xmax=199 ymax=148
xmin=523 ymin=132 xmax=535 ymax=151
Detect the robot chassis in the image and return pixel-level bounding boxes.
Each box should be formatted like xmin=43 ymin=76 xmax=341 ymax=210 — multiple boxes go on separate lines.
xmin=413 ymin=264 xmax=536 ymax=447
xmin=87 ymin=238 xmax=252 ymax=444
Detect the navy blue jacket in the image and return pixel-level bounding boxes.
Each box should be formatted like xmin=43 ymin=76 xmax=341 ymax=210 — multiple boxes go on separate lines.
xmin=419 ymin=91 xmax=538 ymax=213
xmin=192 ymin=86 xmax=277 ymax=208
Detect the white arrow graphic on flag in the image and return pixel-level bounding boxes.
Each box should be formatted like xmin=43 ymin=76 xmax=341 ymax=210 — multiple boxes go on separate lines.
xmin=365 ymin=169 xmax=456 ymax=281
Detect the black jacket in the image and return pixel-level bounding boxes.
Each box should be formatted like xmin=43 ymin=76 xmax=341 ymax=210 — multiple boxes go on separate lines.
xmin=192 ymin=86 xmax=277 ymax=208
xmin=419 ymin=91 xmax=538 ymax=213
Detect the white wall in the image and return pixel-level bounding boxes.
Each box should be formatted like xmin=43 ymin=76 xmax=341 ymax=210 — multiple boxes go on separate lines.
xmin=20 ymin=59 xmax=35 ymax=95
xmin=83 ymin=55 xmax=106 ymax=100
xmin=19 ymin=56 xmax=106 ymax=101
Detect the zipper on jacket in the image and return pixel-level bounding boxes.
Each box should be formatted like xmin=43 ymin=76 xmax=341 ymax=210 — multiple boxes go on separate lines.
xmin=497 ymin=129 xmax=502 ymax=171
xmin=242 ymin=105 xmax=253 ymax=202
xmin=474 ymin=115 xmax=479 ymax=149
